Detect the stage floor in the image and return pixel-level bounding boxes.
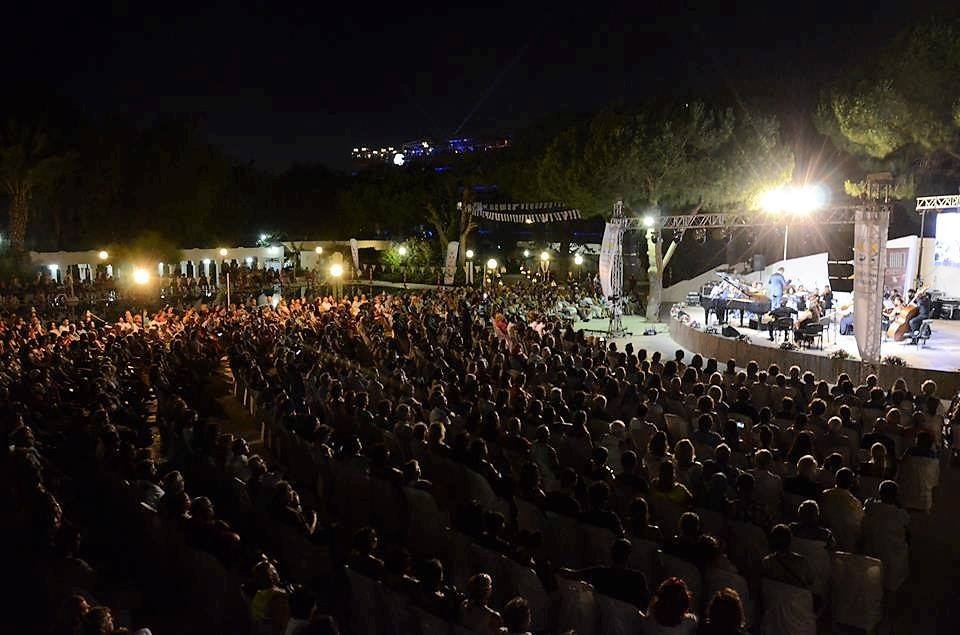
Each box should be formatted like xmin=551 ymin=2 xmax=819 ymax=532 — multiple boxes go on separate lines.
xmin=577 ymin=308 xmax=960 ymax=373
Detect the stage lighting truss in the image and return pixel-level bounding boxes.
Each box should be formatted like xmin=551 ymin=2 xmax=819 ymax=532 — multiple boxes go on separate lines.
xmin=915 ymin=195 xmax=960 ymax=211
xmin=616 ymin=204 xmax=892 ymax=235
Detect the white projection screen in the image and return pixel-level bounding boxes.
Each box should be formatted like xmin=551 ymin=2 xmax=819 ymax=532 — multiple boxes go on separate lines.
xmin=935 ymin=213 xmax=960 ymax=268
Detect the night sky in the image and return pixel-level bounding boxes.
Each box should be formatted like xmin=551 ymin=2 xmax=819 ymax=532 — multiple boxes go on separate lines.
xmin=4 ymin=0 xmax=951 ymax=171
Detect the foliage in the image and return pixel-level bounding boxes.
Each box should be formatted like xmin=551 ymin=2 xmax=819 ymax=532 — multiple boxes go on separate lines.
xmin=0 ymin=120 xmax=70 ymax=249
xmin=816 ymin=18 xmax=960 ymax=194
xmin=882 ymin=355 xmax=907 ymax=367
xmin=379 ymin=240 xmax=436 ymax=272
xmin=530 ymin=101 xmax=793 ymax=215
xmin=0 ymin=247 xmax=32 ymax=280
xmin=107 ymin=230 xmax=182 ymax=269
xmin=843 ymin=174 xmax=915 ymax=200
xmin=829 ymin=348 xmax=851 ymax=360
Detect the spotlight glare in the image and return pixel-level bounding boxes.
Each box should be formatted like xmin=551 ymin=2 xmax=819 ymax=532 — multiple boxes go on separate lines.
xmin=540 ymin=251 xmax=550 ymax=262
xmin=132 ymin=268 xmax=150 ymax=285
xmin=98 ymin=250 xmax=109 ymax=260
xmin=643 ymin=215 xmax=655 ymax=228
xmin=314 ymin=246 xmax=323 ymax=254
xmin=465 ymin=249 xmax=474 ymax=259
xmin=523 ymin=249 xmax=530 ymax=258
xmin=218 ymin=248 xmax=229 ymax=257
xmin=574 ymin=254 xmax=584 ymax=265
xmin=329 ymin=263 xmax=344 ymax=278
xmin=398 ymin=245 xmax=408 ymax=256
xmin=486 ymin=258 xmax=498 ymax=271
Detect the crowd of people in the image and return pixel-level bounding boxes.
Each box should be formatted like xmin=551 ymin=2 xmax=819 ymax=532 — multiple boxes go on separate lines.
xmin=1 ymin=277 xmax=952 ymax=634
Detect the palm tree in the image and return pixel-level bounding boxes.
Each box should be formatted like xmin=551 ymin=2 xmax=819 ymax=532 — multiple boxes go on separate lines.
xmin=0 ymin=122 xmax=65 ymax=251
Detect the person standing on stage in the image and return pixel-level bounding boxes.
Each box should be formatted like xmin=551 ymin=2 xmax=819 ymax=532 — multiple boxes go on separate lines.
xmin=709 ymin=282 xmax=731 ymax=324
xmin=768 ymin=268 xmax=786 ymax=310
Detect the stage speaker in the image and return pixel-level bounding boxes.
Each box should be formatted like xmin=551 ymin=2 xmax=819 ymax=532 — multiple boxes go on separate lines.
xmin=753 ymin=254 xmax=766 ymax=272
xmin=622 ymin=232 xmax=642 ymax=293
xmin=722 ymin=325 xmax=741 ymax=338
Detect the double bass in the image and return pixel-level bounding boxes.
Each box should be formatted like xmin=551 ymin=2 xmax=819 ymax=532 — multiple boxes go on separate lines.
xmin=886 ymin=286 xmax=926 ymax=341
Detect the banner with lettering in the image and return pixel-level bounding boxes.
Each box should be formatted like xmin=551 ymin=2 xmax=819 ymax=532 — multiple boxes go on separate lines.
xmin=853 ymin=207 xmax=890 ymax=364
xmin=599 ymin=222 xmax=624 ymax=302
xmin=349 ymin=238 xmax=359 ymax=275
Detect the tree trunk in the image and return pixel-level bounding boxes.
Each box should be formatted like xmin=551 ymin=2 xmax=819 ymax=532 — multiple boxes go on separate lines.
xmin=8 ymin=186 xmax=30 ymax=251
xmin=645 ymin=228 xmax=663 ymax=321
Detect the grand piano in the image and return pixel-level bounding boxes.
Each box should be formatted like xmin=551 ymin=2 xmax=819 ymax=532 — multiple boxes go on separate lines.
xmin=700 ymin=272 xmax=772 ymax=327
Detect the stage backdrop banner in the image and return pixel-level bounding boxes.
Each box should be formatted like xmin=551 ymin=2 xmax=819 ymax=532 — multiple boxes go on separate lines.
xmin=853 ymin=207 xmax=891 ymax=364
xmin=443 ymin=241 xmax=459 ymax=285
xmin=349 ymin=238 xmax=360 ymax=274
xmin=599 ymin=222 xmax=624 ymax=301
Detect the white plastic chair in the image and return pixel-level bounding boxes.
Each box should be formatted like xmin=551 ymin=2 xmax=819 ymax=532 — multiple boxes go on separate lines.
xmin=500 ymin=558 xmax=550 ymax=632
xmin=791 ymin=538 xmax=832 ymax=603
xmin=830 ymin=552 xmax=884 ymax=633
xmin=595 ymin=592 xmax=645 ymax=635
xmin=345 ymin=567 xmax=382 ymax=635
xmin=556 ymin=578 xmax=598 ymax=635
xmin=898 ymin=455 xmax=940 ymax=512
xmin=855 ymin=474 xmax=883 ymax=501
xmin=727 ymin=520 xmax=769 ymax=576
xmin=693 ymin=506 xmax=727 ymax=539
xmin=761 ymin=577 xmax=816 ymax=635
xmin=514 ymin=496 xmax=546 ymax=535
xmin=545 ymin=511 xmax=583 ymax=568
xmin=578 ymin=523 xmax=617 ymax=566
xmin=412 ymin=607 xmax=452 ymax=635
xmin=627 ymin=538 xmax=661 ymax=588
xmin=665 ymin=413 xmax=691 ymax=442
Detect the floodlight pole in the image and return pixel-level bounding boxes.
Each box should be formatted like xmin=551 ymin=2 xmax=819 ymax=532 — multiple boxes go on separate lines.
xmin=915 ymin=210 xmax=927 ymax=288
xmin=783 ymin=224 xmax=790 ymax=262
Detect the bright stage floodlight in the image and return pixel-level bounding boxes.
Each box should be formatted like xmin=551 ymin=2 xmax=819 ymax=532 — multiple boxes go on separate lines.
xmin=540 ymin=251 xmax=550 ymax=262
xmin=574 ymin=254 xmax=584 ymax=265
xmin=219 ymin=248 xmax=229 ymax=257
xmin=465 ymin=249 xmax=474 ymax=259
xmin=314 ymin=246 xmax=323 ymax=254
xmin=330 ymin=263 xmax=344 ymax=278
xmin=398 ymin=245 xmax=408 ymax=257
xmin=98 ymin=250 xmax=109 ymax=260
xmin=643 ymin=215 xmax=655 ymax=228
xmin=486 ymin=258 xmax=498 ymax=271
xmin=760 ymin=184 xmax=828 ymax=215
xmin=523 ymin=249 xmax=530 ymax=258
xmin=133 ymin=268 xmax=150 ymax=285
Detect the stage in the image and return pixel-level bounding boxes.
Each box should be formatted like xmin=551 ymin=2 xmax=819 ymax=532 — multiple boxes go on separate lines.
xmin=576 ymin=310 xmax=960 ymax=394
xmin=676 ymin=306 xmax=960 ymax=372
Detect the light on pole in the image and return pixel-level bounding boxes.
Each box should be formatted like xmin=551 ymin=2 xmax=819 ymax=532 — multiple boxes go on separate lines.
xmin=465 ymin=249 xmax=475 ymax=285
xmin=330 ymin=262 xmax=344 ymax=300
xmin=759 ymin=184 xmax=828 ymax=262
xmin=486 ymin=258 xmax=498 ymax=288
xmin=397 ymin=245 xmax=409 ymax=288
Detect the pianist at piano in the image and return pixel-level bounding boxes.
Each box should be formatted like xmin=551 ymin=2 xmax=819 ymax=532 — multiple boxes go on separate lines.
xmin=701 ymin=272 xmax=772 ymax=327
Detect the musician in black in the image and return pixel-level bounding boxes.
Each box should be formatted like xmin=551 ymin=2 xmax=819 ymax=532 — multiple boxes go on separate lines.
xmin=766 ymin=299 xmax=797 ymax=341
xmin=908 ymin=292 xmax=932 ymax=336
xmin=708 ymin=282 xmax=732 ymax=324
